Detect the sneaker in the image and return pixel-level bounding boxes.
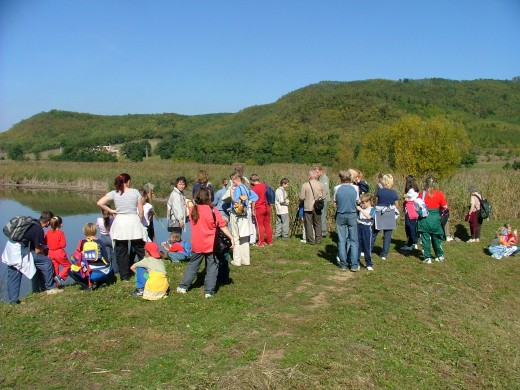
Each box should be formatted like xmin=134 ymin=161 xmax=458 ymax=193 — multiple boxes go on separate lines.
xmin=336 ymin=256 xmax=340 ymax=264
xmin=300 ymin=239 xmax=306 ymax=243
xmin=435 ymin=256 xmax=445 ymax=262
xmin=350 ymin=267 xmax=361 ymax=272
xmin=230 ymin=261 xmax=241 ymax=267
xmin=131 ymin=289 xmax=144 ymax=297
xmin=204 ymin=293 xmax=214 ymax=298
xmin=366 ymin=266 xmax=374 ymax=271
xmin=446 ymin=236 xmax=454 ymax=242
xmin=46 ymin=288 xmax=63 ymax=295
xmin=422 ymin=258 xmax=432 ymax=264
xmin=413 ymin=244 xmax=418 ymax=250
xmin=467 ymin=239 xmax=475 ymax=243
xmin=54 ymin=276 xmax=63 ymax=287
xmin=400 ymin=245 xmax=413 ymax=251
xmin=381 ymin=256 xmax=387 ymax=260
xmin=360 ymin=252 xmax=365 ymax=257
xmin=176 ymin=287 xmax=187 ymax=294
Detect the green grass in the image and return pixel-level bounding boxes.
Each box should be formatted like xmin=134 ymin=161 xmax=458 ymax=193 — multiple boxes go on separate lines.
xmin=2 ymin=219 xmax=520 ymax=389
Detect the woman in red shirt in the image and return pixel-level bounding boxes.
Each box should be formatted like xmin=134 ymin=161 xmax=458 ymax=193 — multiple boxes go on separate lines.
xmin=176 ymin=188 xmax=234 ymax=298
xmin=417 ymin=177 xmax=448 ymax=264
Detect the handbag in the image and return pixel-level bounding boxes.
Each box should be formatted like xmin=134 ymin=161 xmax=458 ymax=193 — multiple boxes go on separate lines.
xmin=309 ymin=181 xmax=324 ymax=212
xmin=211 ymin=208 xmax=232 ymax=255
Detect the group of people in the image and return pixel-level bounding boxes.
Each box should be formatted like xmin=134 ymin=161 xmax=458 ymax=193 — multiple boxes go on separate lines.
xmin=3 ymin=165 xmax=516 ymax=304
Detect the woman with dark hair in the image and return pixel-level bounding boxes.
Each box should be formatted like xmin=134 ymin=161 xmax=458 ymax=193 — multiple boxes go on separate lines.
xmin=176 ymin=188 xmax=233 ymax=298
xmin=417 ymin=176 xmax=448 ymax=263
xmin=192 ymin=170 xmax=215 ymax=202
xmin=97 ymin=173 xmax=146 ymax=281
xmin=167 ymin=176 xmax=188 ymax=235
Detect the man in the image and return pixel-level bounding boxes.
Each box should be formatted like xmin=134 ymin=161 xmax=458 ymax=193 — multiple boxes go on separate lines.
xmin=6 ymin=211 xmax=62 ymax=304
xmin=299 ymin=170 xmax=324 ymax=244
xmin=250 ymin=174 xmax=273 ymax=247
xmin=315 ymin=166 xmax=331 ymax=237
xmin=334 ymin=170 xmax=360 ymax=271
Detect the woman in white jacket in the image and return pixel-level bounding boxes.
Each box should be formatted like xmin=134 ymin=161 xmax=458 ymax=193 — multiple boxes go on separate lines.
xmin=274 ymin=178 xmax=290 ymax=239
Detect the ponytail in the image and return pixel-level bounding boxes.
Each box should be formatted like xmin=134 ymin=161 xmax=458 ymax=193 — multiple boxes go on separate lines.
xmin=114 ymin=173 xmax=131 ymax=195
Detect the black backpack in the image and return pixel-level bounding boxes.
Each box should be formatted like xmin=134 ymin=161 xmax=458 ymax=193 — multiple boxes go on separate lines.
xmin=477 ymin=196 xmax=492 ymax=219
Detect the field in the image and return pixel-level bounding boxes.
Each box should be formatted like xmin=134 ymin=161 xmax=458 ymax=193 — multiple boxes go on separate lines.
xmin=1 ymin=219 xmax=519 ymax=389
xmin=1 ymin=161 xmax=520 ymax=389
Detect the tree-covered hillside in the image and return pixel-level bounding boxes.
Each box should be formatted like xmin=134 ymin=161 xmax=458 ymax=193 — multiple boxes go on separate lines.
xmin=1 ymin=78 xmax=519 ymax=165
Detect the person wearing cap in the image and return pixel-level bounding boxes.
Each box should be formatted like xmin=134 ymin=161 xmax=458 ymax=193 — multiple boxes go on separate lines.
xmin=130 ymin=242 xmax=169 ymax=300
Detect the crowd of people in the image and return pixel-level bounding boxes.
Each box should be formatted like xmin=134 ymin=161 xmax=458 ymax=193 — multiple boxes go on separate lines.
xmin=2 ymin=165 xmax=518 ymax=305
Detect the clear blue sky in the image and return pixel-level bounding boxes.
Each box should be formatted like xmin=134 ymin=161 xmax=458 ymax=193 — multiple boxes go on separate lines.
xmin=1 ymin=0 xmax=519 ymax=132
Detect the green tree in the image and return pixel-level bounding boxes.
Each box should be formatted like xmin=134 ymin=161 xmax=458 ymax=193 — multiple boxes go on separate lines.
xmin=8 ymin=145 xmax=25 ymax=161
xmin=121 ymin=140 xmax=151 ymax=162
xmin=359 ymin=115 xmax=470 ymax=178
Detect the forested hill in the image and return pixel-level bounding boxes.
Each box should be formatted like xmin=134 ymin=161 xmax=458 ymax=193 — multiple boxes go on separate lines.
xmin=1 ymin=78 xmax=519 ymax=165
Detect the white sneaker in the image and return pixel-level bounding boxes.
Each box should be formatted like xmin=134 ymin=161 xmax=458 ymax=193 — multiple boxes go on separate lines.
xmin=176 ymin=287 xmax=187 ymax=294
xmin=366 ymin=266 xmax=374 ymax=271
xmin=360 ymin=252 xmax=365 ymax=257
xmin=422 ymin=258 xmax=432 ymax=264
xmin=204 ymin=293 xmax=214 ymax=298
xmin=300 ymin=239 xmax=306 ymax=243
xmin=336 ymin=256 xmax=340 ymax=264
xmin=413 ymin=244 xmax=418 ymax=250
xmin=381 ymin=256 xmax=387 ymax=260
xmin=435 ymin=256 xmax=445 ymax=262
xmin=446 ymin=236 xmax=454 ymax=242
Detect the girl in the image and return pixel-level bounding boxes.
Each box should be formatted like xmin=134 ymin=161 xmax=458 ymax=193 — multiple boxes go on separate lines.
xmin=141 ymin=185 xmax=155 ymax=241
xmin=161 ymin=231 xmax=191 ymax=263
xmin=400 ymin=175 xmax=419 ymax=251
xmin=488 ymin=224 xmax=518 ymax=259
xmin=96 ymin=209 xmax=114 ymax=271
xmin=176 ymin=188 xmax=233 ymax=298
xmin=45 ymin=216 xmax=70 ymax=286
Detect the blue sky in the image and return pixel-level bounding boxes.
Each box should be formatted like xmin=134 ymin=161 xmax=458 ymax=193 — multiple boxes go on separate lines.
xmin=1 ymin=0 xmax=519 ymax=132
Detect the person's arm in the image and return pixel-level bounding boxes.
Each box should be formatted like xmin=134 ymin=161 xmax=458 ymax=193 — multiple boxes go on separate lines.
xmin=97 ymin=194 xmax=117 ymax=216
xmin=356 ymin=205 xmax=373 ymax=219
xmin=137 ymin=196 xmax=144 ymax=221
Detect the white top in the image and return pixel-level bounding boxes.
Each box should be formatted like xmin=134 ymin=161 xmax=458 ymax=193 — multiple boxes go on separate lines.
xmin=96 ymin=216 xmax=114 ymax=236
xmin=141 ymin=203 xmax=154 ymax=227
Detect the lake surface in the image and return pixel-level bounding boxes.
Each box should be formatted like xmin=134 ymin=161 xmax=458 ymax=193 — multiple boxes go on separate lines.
xmin=0 ymin=187 xmax=172 ymax=303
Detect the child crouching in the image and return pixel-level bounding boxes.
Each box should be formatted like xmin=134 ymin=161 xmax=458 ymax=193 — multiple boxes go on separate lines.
xmin=130 ymin=242 xmax=169 ymax=300
xmin=488 ymin=224 xmax=518 ymax=260
xmin=161 ymin=231 xmax=191 ymax=263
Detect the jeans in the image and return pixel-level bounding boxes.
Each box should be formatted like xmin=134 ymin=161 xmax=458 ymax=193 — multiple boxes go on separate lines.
xmin=357 ymin=223 xmax=373 ymax=266
xmin=135 ymin=267 xmax=148 ymax=290
xmin=404 ymin=215 xmax=418 ymax=246
xmin=7 ymin=251 xmax=56 ymax=303
xmin=336 ymin=213 xmax=359 ymax=269
xmin=372 ymin=229 xmax=393 ymax=258
xmin=179 ymin=252 xmax=219 ymax=294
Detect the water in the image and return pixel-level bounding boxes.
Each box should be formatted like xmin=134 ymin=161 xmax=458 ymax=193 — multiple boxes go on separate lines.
xmin=0 ymin=187 xmax=172 ymax=303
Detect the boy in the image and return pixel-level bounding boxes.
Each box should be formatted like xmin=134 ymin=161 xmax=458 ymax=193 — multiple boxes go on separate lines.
xmin=130 ymin=242 xmax=169 ymax=300
xmin=357 ymin=193 xmax=376 ymax=271
xmin=275 ymin=178 xmax=290 ymax=239
xmin=161 ymin=231 xmax=191 ymax=263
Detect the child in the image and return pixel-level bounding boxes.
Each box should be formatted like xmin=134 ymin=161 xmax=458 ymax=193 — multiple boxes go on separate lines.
xmin=45 ymin=216 xmax=70 ymax=286
xmin=161 ymin=231 xmax=191 ymax=263
xmin=96 ymin=209 xmax=114 ymax=271
xmin=354 ymin=169 xmax=370 ymax=195
xmin=141 ymin=185 xmax=155 ymax=241
xmin=488 ymin=224 xmax=518 ymax=260
xmin=130 ymin=242 xmax=169 ymax=300
xmin=275 ymin=178 xmax=290 ymax=239
xmin=69 ymin=223 xmax=110 ymax=290
xmin=357 ymin=193 xmax=376 ymax=271
xmin=400 ymin=175 xmax=419 ymax=251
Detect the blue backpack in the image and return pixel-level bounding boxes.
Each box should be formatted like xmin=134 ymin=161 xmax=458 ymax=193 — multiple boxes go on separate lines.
xmin=265 ymin=185 xmax=276 ymax=205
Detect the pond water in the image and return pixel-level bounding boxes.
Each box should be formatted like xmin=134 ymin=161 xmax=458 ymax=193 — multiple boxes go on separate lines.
xmin=0 ymin=187 xmax=172 ymax=303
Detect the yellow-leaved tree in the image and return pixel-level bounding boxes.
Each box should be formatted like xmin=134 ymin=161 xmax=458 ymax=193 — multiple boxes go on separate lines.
xmin=358 ymin=115 xmax=470 ymax=178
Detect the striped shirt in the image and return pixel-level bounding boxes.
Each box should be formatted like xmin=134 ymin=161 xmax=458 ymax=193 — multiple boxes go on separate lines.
xmin=107 ymin=188 xmax=140 ymax=214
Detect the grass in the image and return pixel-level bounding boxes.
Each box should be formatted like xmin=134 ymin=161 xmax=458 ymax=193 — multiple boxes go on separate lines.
xmin=1 ymin=219 xmax=520 ymax=389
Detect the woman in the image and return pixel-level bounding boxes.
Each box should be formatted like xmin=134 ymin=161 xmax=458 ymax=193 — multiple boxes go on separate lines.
xmin=176 ymin=188 xmax=233 ymax=298
xmin=229 ymin=172 xmax=258 ymax=266
xmin=417 ymin=176 xmax=448 ymax=263
xmin=167 ymin=177 xmax=188 ymax=235
xmin=467 ymin=185 xmax=482 ymax=243
xmin=400 ymin=175 xmax=419 ymax=251
xmin=371 ymin=173 xmax=399 ymax=260
xmin=250 ymin=174 xmax=273 ymax=247
xmin=97 ymin=173 xmax=146 ymax=281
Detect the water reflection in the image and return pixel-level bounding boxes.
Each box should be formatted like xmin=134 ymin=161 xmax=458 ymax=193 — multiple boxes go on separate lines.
xmin=0 ymin=188 xmax=171 ymax=303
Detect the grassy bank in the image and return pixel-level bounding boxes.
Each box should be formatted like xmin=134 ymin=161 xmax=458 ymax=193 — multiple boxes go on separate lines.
xmin=1 ymin=220 xmax=519 ymax=389
xmin=1 ymin=160 xmax=519 ymax=222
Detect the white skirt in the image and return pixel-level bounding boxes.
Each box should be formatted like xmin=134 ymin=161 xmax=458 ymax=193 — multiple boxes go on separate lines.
xmin=110 ymin=214 xmax=148 ymax=241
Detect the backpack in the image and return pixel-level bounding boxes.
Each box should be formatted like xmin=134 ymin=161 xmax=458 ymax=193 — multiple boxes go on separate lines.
xmin=477 ymin=195 xmax=492 ymax=220
xmin=3 ymin=216 xmax=36 ymax=242
xmin=70 ymin=238 xmax=111 ymax=287
xmin=414 ymin=192 xmax=429 ymax=218
xmin=265 ymin=185 xmax=276 ymax=205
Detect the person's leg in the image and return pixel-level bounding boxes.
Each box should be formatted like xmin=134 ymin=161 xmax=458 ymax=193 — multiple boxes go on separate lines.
xmin=33 ymin=253 xmax=56 ymax=290
xmin=240 ymin=237 xmax=251 ymax=265
xmin=114 ymin=240 xmax=130 ymax=280
xmin=57 ymin=254 xmax=71 ymax=280
xmin=304 ymin=212 xmax=315 ymax=244
xmin=275 ymin=214 xmax=282 ymax=238
xmin=256 ymin=207 xmax=266 ymax=246
xmin=361 ymin=225 xmax=373 ymax=267
xmin=381 ymin=230 xmax=393 ymax=258
xmin=347 ymin=215 xmax=359 ymax=268
xmin=371 ymin=228 xmax=380 ymax=254
xmin=135 ymin=267 xmax=148 ymax=290
xmin=431 ymin=234 xmax=444 ymax=258
xmin=421 ymin=231 xmax=432 ymax=259
xmin=167 ymin=252 xmax=186 ymax=263
xmin=475 ymin=220 xmax=482 ymax=240
xmin=230 ymin=215 xmax=242 ymax=265
xmin=131 ymin=239 xmax=145 ymax=261
xmin=321 ymin=200 xmax=329 ymax=237
xmin=409 ymin=219 xmax=418 ymax=246
xmin=264 ymin=207 xmax=273 ymax=244
xmin=178 ymin=253 xmax=204 ymax=289
xmin=204 ymin=253 xmax=219 ymax=295
xmin=7 ymin=266 xmax=22 ymax=303
xmin=313 ymin=210 xmax=322 ymax=244
xmin=217 ymin=252 xmax=230 ymax=284
xmin=281 ymin=213 xmax=290 ymax=238
xmin=336 ymin=214 xmax=348 ymax=269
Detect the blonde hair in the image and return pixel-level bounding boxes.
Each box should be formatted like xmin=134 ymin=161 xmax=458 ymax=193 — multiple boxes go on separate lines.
xmin=382 ymin=174 xmax=394 ymax=189
xmin=83 ymin=223 xmax=97 ymax=237
xmin=360 ymin=193 xmax=372 ymax=204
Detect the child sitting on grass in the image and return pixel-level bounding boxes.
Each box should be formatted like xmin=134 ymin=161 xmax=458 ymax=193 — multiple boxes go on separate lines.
xmin=161 ymin=231 xmax=191 ymax=263
xmin=130 ymin=242 xmax=169 ymax=300
xmin=488 ymin=224 xmax=518 ymax=260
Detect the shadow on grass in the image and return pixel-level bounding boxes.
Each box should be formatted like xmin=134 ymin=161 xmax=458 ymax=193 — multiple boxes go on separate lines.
xmin=454 ymin=223 xmax=471 ymax=241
